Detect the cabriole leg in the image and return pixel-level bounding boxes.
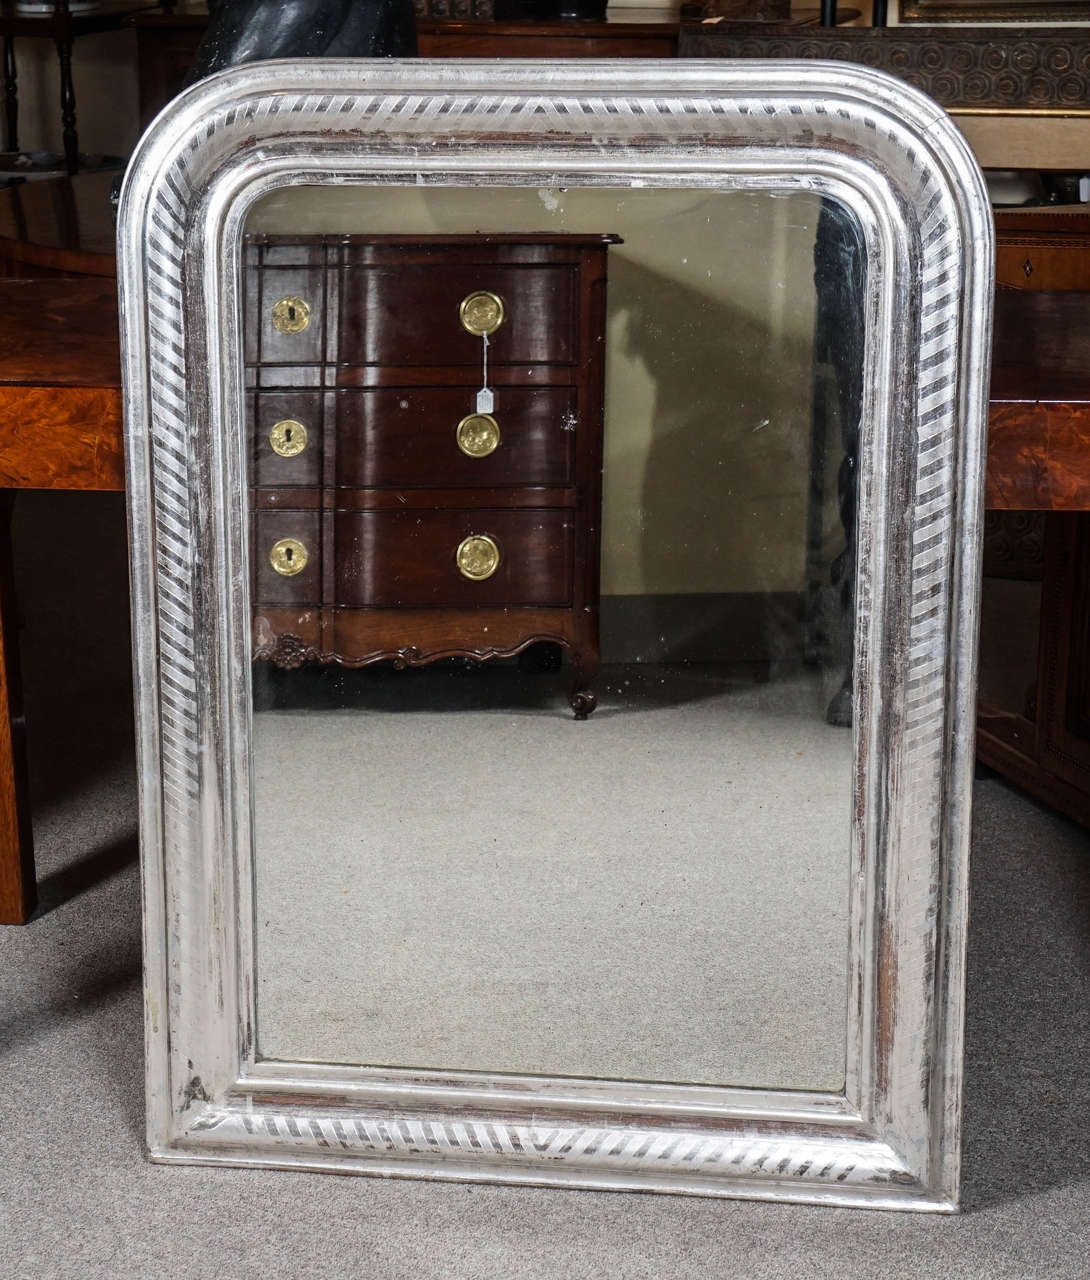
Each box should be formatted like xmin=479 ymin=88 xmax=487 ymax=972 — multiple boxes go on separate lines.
xmin=568 ymin=651 xmax=599 ymax=721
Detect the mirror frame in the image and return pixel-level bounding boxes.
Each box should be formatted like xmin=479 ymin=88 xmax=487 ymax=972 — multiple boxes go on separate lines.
xmin=119 ymin=59 xmax=993 ymax=1211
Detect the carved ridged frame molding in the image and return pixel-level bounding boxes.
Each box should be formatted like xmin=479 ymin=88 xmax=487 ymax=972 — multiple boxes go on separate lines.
xmin=118 ymin=60 xmax=993 ymax=1211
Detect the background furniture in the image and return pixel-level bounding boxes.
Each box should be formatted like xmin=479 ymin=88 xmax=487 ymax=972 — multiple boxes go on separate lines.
xmin=0 ymin=275 xmax=122 ymax=924
xmin=131 ymin=3 xmax=678 ymax=125
xmin=0 ymin=170 xmax=118 ymax=923
xmin=245 ymin=233 xmax=615 ymax=718
xmin=4 ymin=176 xmax=1090 ymax=919
xmin=1 ymin=0 xmax=169 ymax=174
xmin=129 ymin=4 xmax=860 ymax=127
xmin=678 ymin=20 xmax=1090 ymax=113
xmin=976 ymin=209 xmax=1090 ymax=828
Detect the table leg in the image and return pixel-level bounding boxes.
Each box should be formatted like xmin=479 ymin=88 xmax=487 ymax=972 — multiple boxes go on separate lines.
xmin=0 ymin=493 xmax=35 ymax=925
xmin=3 ymin=34 xmax=17 ymax=154
xmin=55 ymin=37 xmax=78 ymax=176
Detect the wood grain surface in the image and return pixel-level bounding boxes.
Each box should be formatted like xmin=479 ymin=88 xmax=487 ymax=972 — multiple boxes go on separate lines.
xmin=986 ymin=278 xmax=1090 ymax=511
xmin=0 ymin=278 xmax=120 ymax=387
xmin=338 ymin=263 xmax=576 ymax=367
xmin=0 ymin=279 xmax=123 ymax=920
xmin=0 ymin=386 xmax=124 ymax=490
xmin=0 ymin=279 xmax=124 ymax=492
xmin=2 ymin=275 xmax=1088 ymax=507
xmin=978 ymin=208 xmax=1090 ymax=826
xmin=252 ymin=604 xmax=580 ymax=669
xmin=333 ymin=507 xmax=575 ymax=609
xmin=334 ymin=387 xmax=576 ymax=490
xmin=986 ymin=399 xmax=1090 ymax=511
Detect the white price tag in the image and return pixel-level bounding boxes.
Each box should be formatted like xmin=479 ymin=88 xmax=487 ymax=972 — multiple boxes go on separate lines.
xmin=474 ymin=333 xmax=495 ymax=416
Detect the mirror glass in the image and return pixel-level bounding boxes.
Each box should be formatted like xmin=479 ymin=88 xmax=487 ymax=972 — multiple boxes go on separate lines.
xmin=243 ymin=185 xmax=864 ymax=1092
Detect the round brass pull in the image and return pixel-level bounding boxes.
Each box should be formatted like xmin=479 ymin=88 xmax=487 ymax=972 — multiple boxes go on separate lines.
xmin=456 ymin=412 xmax=500 ymax=459
xmin=269 ymin=537 xmax=308 ymax=577
xmin=269 ymin=419 xmax=308 ymax=458
xmin=458 ymin=290 xmax=504 ymax=337
xmin=271 ymin=295 xmax=311 ymax=334
xmin=456 ymin=534 xmax=500 ymax=581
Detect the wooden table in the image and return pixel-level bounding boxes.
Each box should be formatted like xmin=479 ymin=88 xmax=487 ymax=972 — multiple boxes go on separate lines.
xmin=0 ymin=277 xmax=122 ymax=923
xmin=0 ymin=172 xmax=119 ymax=923
xmin=976 ymin=210 xmax=1090 ymax=828
xmin=3 ymin=177 xmax=1089 ymax=922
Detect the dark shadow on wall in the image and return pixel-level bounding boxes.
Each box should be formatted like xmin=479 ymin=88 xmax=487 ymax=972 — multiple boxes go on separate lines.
xmin=603 ymin=245 xmax=840 ymax=672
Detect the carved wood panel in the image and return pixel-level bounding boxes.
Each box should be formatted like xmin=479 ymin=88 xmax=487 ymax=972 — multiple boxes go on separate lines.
xmin=679 ymin=23 xmax=1090 ymax=111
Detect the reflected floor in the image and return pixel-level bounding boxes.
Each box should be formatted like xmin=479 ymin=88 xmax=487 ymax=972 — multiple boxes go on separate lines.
xmin=252 ymin=662 xmax=852 ymax=1091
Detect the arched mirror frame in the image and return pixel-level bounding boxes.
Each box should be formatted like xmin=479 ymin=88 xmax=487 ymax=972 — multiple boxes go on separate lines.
xmin=118 ymin=59 xmax=993 ymax=1211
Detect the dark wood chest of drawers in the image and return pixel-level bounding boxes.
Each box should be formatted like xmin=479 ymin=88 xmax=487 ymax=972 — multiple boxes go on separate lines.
xmin=244 ymin=233 xmax=617 ymax=716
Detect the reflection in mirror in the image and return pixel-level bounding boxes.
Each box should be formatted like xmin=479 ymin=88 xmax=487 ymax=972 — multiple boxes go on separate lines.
xmin=244 ymin=186 xmax=864 ymax=1091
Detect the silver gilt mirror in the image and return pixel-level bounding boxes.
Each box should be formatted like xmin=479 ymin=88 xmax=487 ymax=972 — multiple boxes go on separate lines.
xmin=119 ymin=59 xmax=993 ymax=1210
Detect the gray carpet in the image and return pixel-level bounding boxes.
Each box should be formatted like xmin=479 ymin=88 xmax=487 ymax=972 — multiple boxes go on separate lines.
xmin=252 ymin=666 xmax=850 ymax=1088
xmin=3 ymin=491 xmax=1090 ymax=1279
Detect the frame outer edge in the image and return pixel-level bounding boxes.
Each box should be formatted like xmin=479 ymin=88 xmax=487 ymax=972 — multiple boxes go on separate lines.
xmin=119 ymin=59 xmax=993 ymax=1208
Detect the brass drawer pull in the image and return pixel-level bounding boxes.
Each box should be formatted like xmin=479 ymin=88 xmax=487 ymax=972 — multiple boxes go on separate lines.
xmin=269 ymin=418 xmax=308 ymax=458
xmin=271 ymin=295 xmax=311 ymax=334
xmin=269 ymin=537 xmax=308 ymax=577
xmin=459 ymin=290 xmax=504 ymax=336
xmin=456 ymin=412 xmax=500 ymax=458
xmin=456 ymin=534 xmax=500 ymax=581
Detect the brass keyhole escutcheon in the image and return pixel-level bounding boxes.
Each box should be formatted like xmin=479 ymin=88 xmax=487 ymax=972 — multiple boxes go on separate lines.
xmin=455 ymin=534 xmax=500 ymax=581
xmin=459 ymin=290 xmax=504 ymax=337
xmin=272 ymin=295 xmax=311 ymax=334
xmin=269 ymin=537 xmax=308 ymax=577
xmin=456 ymin=412 xmax=501 ymax=459
xmin=270 ymin=418 xmax=308 ymax=458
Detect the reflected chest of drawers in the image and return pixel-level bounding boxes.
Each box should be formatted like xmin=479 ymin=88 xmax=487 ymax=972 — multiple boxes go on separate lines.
xmin=244 ymin=233 xmax=618 ymax=717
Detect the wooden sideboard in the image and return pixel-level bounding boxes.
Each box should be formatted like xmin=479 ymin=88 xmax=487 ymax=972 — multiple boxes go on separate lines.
xmin=976 ymin=210 xmax=1090 ymax=828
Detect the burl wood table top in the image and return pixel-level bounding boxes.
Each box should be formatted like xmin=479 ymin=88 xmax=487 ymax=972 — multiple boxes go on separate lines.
xmin=0 ymin=278 xmax=123 ymax=491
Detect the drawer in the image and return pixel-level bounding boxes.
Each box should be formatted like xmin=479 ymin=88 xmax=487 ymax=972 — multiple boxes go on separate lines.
xmin=252 ymin=510 xmax=323 ymax=606
xmin=334 ymin=509 xmax=573 ymax=608
xmin=338 ymin=264 xmax=575 ymax=366
xmin=334 ymin=387 xmax=576 ymax=489
xmin=251 ymin=265 xmax=325 ymax=365
xmin=250 ymin=390 xmax=324 ymax=488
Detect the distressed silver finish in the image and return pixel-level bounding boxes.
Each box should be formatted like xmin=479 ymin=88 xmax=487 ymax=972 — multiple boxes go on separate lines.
xmin=118 ymin=59 xmax=994 ymax=1210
